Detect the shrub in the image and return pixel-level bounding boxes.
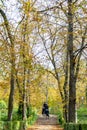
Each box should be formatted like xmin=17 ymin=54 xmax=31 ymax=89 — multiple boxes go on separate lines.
xmin=19 ymin=121 xmax=27 ymax=130
xmin=74 ymin=124 xmax=80 ymax=130
xmin=77 ymin=106 xmax=87 ymax=123
xmin=12 ymin=109 xmax=22 ymax=121
xmin=68 ymin=123 xmax=75 ymax=130
xmin=57 ymin=110 xmax=65 ymax=125
xmin=27 ymin=114 xmax=38 ymax=125
xmin=0 ymin=121 xmax=3 ymax=130
xmin=0 ymin=100 xmax=7 ymax=121
xmin=64 ymin=123 xmax=75 ymax=130
xmin=12 ymin=121 xmax=20 ymax=130
xmin=64 ymin=123 xmax=87 ymax=130
xmin=0 ymin=100 xmax=7 ymax=109
xmin=3 ymin=121 xmax=12 ymax=130
xmin=81 ymin=124 xmax=87 ymax=130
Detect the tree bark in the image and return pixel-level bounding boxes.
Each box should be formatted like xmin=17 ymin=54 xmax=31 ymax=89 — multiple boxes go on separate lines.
xmin=22 ymin=20 xmax=28 ymax=122
xmin=67 ymin=0 xmax=76 ymax=122
xmin=22 ymin=67 xmax=27 ymax=120
xmin=63 ymin=50 xmax=69 ymax=122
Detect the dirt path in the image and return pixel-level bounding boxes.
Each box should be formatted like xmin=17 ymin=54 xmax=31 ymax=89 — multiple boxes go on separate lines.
xmin=28 ymin=115 xmax=64 ymax=130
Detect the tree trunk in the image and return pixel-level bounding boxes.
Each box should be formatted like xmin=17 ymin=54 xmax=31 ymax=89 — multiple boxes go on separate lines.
xmin=8 ymin=68 xmax=15 ymax=120
xmin=63 ymin=49 xmax=69 ymax=122
xmin=26 ymin=69 xmax=30 ymax=117
xmin=85 ymin=62 xmax=87 ymax=104
xmin=22 ymin=68 xmax=27 ymax=120
xmin=22 ymin=20 xmax=27 ymax=123
xmin=67 ymin=0 xmax=76 ymax=122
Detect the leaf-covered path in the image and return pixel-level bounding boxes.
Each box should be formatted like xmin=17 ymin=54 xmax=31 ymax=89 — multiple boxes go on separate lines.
xmin=28 ymin=115 xmax=64 ymax=130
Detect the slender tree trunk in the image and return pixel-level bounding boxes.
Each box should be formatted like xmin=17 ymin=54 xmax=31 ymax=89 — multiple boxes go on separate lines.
xmin=86 ymin=61 xmax=87 ymax=105
xmin=26 ymin=69 xmax=30 ymax=117
xmin=21 ymin=20 xmax=27 ymax=129
xmin=67 ymin=0 xmax=76 ymax=122
xmin=46 ymin=71 xmax=49 ymax=103
xmin=85 ymin=62 xmax=87 ymax=104
xmin=8 ymin=43 xmax=15 ymax=120
xmin=63 ymin=50 xmax=69 ymax=122
xmin=22 ymin=67 xmax=26 ymax=120
xmin=8 ymin=67 xmax=15 ymax=120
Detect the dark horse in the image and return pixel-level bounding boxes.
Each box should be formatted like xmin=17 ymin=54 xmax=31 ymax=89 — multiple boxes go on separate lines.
xmin=42 ymin=102 xmax=49 ymax=118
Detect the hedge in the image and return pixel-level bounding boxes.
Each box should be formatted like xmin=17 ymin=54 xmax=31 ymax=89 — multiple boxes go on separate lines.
xmin=0 ymin=121 xmax=19 ymax=130
xmin=64 ymin=123 xmax=87 ymax=130
xmin=0 ymin=112 xmax=37 ymax=130
xmin=0 ymin=119 xmax=36 ymax=130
